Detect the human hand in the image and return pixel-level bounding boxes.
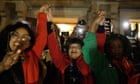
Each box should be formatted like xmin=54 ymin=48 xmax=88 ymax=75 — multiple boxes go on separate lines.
xmin=39 ymin=4 xmax=53 ymax=21
xmin=39 ymin=4 xmax=50 ymax=13
xmin=89 ymin=10 xmax=106 ymax=32
xmin=47 ymin=6 xmax=53 ymax=21
xmin=96 ymin=10 xmax=106 ymax=25
xmin=1 ymin=49 xmax=21 ymax=71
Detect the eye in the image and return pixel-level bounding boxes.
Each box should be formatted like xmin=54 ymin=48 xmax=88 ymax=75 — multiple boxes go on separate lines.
xmin=21 ymin=35 xmax=31 ymax=41
xmin=10 ymin=31 xmax=19 ymax=37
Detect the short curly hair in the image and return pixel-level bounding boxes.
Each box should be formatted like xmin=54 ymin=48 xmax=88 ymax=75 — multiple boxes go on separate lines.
xmin=65 ymin=37 xmax=84 ymax=55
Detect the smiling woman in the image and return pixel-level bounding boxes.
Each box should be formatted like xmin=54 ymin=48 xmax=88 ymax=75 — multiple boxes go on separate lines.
xmin=0 ymin=21 xmax=36 ymax=84
xmin=0 ymin=4 xmax=50 ymax=84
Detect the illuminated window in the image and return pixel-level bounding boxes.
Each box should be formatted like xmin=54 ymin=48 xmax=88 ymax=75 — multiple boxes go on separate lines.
xmin=56 ymin=24 xmax=76 ymax=35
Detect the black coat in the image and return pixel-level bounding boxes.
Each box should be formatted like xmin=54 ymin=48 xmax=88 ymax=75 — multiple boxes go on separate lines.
xmin=0 ymin=61 xmax=24 ymax=84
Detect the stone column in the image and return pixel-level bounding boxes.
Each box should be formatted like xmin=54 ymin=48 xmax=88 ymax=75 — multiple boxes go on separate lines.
xmin=16 ymin=1 xmax=28 ymax=20
xmin=110 ymin=2 xmax=119 ymax=33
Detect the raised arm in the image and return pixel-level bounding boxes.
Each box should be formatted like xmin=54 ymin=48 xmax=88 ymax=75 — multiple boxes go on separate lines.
xmin=32 ymin=4 xmax=50 ymax=59
xmin=82 ymin=10 xmax=106 ymax=66
xmin=82 ymin=32 xmax=97 ymax=65
xmin=48 ymin=32 xmax=66 ymax=70
xmin=89 ymin=10 xmax=106 ymax=33
xmin=47 ymin=9 xmax=67 ymax=70
xmin=95 ymin=10 xmax=106 ymax=52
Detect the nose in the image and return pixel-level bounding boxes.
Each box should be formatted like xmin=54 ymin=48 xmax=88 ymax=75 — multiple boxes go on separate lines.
xmin=71 ymin=49 xmax=76 ymax=52
xmin=16 ymin=37 xmax=22 ymax=41
xmin=15 ymin=37 xmax=26 ymax=46
xmin=71 ymin=47 xmax=77 ymax=50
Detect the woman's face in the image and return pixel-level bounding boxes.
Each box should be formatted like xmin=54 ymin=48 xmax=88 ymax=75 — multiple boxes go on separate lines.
xmin=9 ymin=27 xmax=31 ymax=52
xmin=68 ymin=43 xmax=82 ymax=59
xmin=110 ymin=39 xmax=124 ymax=60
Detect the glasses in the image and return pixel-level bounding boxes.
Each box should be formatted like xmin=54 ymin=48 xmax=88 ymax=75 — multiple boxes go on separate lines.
xmin=10 ymin=31 xmax=31 ymax=41
xmin=69 ymin=46 xmax=81 ymax=50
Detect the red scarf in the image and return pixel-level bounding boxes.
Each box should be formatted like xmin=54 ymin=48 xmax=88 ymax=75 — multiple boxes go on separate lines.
xmin=128 ymin=73 xmax=140 ymax=84
xmin=21 ymin=13 xmax=47 ymax=84
xmin=22 ymin=51 xmax=39 ymax=84
xmin=112 ymin=56 xmax=134 ymax=79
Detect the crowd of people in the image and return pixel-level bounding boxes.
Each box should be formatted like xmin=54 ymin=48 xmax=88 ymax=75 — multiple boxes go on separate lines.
xmin=0 ymin=3 xmax=140 ymax=84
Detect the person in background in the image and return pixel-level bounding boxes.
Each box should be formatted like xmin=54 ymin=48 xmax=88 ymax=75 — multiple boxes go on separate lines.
xmin=39 ymin=48 xmax=62 ymax=84
xmin=0 ymin=4 xmax=50 ymax=84
xmin=60 ymin=32 xmax=69 ymax=53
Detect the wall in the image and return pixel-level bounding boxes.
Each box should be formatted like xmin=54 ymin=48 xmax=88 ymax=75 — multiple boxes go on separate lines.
xmin=119 ymin=8 xmax=140 ymax=35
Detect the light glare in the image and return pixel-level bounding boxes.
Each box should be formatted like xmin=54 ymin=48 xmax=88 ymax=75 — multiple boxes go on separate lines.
xmin=123 ymin=22 xmax=129 ymax=29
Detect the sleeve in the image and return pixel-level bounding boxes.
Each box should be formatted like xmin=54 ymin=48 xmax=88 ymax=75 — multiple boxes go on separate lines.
xmin=96 ymin=25 xmax=106 ymax=53
xmin=82 ymin=32 xmax=97 ymax=65
xmin=32 ymin=13 xmax=47 ymax=59
xmin=82 ymin=32 xmax=119 ymax=84
xmin=90 ymin=50 xmax=119 ymax=84
xmin=48 ymin=32 xmax=67 ymax=71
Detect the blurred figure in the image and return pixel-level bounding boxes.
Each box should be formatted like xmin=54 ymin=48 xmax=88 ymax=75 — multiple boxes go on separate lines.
xmin=73 ymin=19 xmax=88 ymax=40
xmin=60 ymin=32 xmax=69 ymax=52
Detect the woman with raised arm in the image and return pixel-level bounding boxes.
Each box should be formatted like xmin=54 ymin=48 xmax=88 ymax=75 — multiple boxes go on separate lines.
xmin=46 ymin=10 xmax=98 ymax=83
xmin=0 ymin=4 xmax=50 ymax=84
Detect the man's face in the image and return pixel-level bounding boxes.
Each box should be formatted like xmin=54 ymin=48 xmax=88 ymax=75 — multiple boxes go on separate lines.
xmin=68 ymin=43 xmax=82 ymax=59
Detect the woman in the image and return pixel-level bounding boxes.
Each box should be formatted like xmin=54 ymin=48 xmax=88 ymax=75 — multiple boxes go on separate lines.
xmin=47 ymin=16 xmax=96 ymax=84
xmin=104 ymin=33 xmax=136 ymax=84
xmin=78 ymin=9 xmax=135 ymax=84
xmin=0 ymin=4 xmax=50 ymax=84
xmin=90 ymin=33 xmax=135 ymax=84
